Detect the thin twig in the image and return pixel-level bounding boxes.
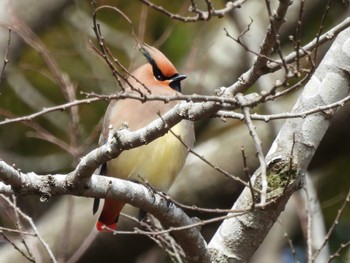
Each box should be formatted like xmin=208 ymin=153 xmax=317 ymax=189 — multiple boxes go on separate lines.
xmin=241 ymin=146 xmax=255 ymax=209
xmin=91 ymin=3 xmax=131 ymax=90
xmin=0 ymin=226 xmax=35 ymax=236
xmin=1 ymin=17 xmax=349 ymax=128
xmin=261 ymin=71 xmax=311 ymax=102
xmin=165 ymin=121 xmax=256 ymax=190
xmin=312 ymin=186 xmax=350 ymax=261
xmin=326 ymin=241 xmax=350 ymax=263
xmin=0 ymin=109 xmax=74 ymax=155
xmin=110 ymin=210 xmax=250 ymax=237
xmin=217 ymin=93 xmax=350 ymax=122
xmin=0 ymin=27 xmax=11 ymax=88
xmin=226 ymin=0 xmax=291 ymax=95
xmin=236 ymin=94 xmax=267 ymax=204
xmin=1 ymin=195 xmax=58 ymax=263
xmin=139 ymin=0 xmax=247 ymax=22
xmin=0 ymin=231 xmax=35 ymax=262
xmin=264 ymin=0 xmax=288 ymax=73
xmin=161 ymin=192 xmax=280 ymax=215
xmin=11 ymin=195 xmax=32 ymax=259
xmin=224 ymin=27 xmax=283 ymax=67
xmin=278 ymin=219 xmax=300 ymax=263
xmin=295 ymin=0 xmax=305 ymax=71
xmin=270 ymin=17 xmax=350 ymax=71
xmin=313 ymin=0 xmax=333 ymax=62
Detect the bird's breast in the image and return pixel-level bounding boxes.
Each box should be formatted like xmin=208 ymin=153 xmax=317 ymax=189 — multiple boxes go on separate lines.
xmin=106 ymin=122 xmax=190 ymax=191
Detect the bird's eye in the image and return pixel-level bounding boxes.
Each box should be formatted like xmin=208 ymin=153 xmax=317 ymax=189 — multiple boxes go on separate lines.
xmin=153 ymin=66 xmax=166 ymax=81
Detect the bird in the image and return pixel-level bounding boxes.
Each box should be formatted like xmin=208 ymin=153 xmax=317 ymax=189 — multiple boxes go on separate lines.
xmin=93 ymin=45 xmax=195 ymax=231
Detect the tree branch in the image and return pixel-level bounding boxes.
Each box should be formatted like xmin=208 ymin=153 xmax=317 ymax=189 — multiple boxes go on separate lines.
xmin=208 ymin=26 xmax=350 ymax=263
xmin=0 ymin=159 xmax=211 ymax=263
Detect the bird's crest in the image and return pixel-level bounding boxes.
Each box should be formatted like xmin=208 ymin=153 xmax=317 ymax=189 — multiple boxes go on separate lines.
xmin=140 ymin=45 xmax=178 ymax=80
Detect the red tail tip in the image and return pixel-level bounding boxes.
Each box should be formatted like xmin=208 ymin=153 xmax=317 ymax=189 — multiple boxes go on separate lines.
xmin=96 ymin=221 xmax=117 ymax=232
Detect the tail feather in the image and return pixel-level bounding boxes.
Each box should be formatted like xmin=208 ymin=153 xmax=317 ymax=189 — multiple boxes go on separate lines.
xmin=93 ymin=198 xmax=100 ymax=215
xmin=96 ymin=198 xmax=125 ymax=232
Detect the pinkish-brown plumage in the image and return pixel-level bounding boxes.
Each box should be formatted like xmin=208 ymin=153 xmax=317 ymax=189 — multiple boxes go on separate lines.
xmin=95 ymin=45 xmax=194 ymax=231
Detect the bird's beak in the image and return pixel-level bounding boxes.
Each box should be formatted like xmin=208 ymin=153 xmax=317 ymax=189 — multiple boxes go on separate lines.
xmin=171 ymin=74 xmax=187 ymax=82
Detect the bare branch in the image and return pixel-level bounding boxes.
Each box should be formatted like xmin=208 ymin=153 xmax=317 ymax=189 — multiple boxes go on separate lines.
xmin=0 ymin=231 xmax=35 ymax=262
xmin=278 ymin=219 xmax=301 ymax=263
xmin=313 ymin=186 xmax=350 ymax=261
xmin=208 ymin=26 xmax=350 ymax=262
xmin=167 ymin=126 xmax=254 ymax=190
xmin=294 ymin=0 xmax=305 ymax=71
xmin=1 ymin=195 xmax=57 ymax=263
xmin=269 ymin=16 xmax=350 ymax=70
xmin=0 ymin=161 xmax=210 ymax=263
xmin=1 ymin=2 xmax=350 ymax=262
xmin=326 ymin=241 xmax=350 ymax=263
xmin=236 ymin=94 xmax=267 ymax=204
xmin=91 ymin=3 xmax=136 ymax=91
xmin=139 ymin=0 xmax=247 ymax=22
xmin=1 ymin=15 xmax=349 ymax=130
xmin=0 ymin=27 xmax=11 ymax=88
xmin=217 ymin=93 xmax=350 ymax=122
xmin=313 ymin=0 xmax=333 ymax=62
xmin=264 ymin=0 xmax=288 ymax=73
xmin=223 ymin=0 xmax=291 ymax=96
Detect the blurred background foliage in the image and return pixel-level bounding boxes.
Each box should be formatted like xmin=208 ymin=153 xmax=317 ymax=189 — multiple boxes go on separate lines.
xmin=0 ymin=0 xmax=349 ymax=262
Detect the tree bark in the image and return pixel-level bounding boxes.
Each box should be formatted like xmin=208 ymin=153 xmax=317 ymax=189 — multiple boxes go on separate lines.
xmin=208 ymin=27 xmax=350 ymax=262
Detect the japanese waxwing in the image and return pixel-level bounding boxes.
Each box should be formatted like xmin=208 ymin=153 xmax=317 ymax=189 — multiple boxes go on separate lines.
xmin=94 ymin=45 xmax=194 ymax=231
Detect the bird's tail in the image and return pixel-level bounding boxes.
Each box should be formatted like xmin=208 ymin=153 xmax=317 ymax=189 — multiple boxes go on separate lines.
xmin=96 ymin=198 xmax=125 ymax=232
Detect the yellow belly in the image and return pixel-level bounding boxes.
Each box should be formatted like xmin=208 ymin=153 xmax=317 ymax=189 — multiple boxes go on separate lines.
xmin=107 ymin=124 xmax=188 ymax=191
